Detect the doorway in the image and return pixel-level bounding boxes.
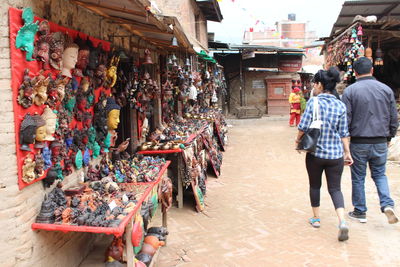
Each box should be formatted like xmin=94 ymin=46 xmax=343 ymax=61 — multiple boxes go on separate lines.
xmin=265 ymin=78 xmax=291 ymax=115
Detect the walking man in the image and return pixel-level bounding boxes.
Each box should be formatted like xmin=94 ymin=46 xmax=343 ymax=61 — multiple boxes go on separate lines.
xmin=342 ymin=57 xmax=399 ymax=224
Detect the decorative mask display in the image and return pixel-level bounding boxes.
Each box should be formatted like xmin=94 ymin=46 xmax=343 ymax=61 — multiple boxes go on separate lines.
xmin=32 ymin=72 xmax=50 ymax=106
xmin=92 ymin=64 xmax=106 ymax=89
xmin=105 ymin=98 xmax=121 ymax=130
xmin=41 ymin=106 xmax=57 ymax=141
xmin=49 ymin=32 xmax=65 ymax=70
xmin=61 ymin=43 xmax=79 ymax=78
xmin=35 ymin=20 xmax=51 ymax=70
xmin=22 ymin=154 xmax=36 ymax=183
xmin=20 ymin=113 xmax=37 ymax=151
xmin=34 ymin=152 xmax=45 ymax=178
xmin=17 ymin=69 xmax=34 ymax=108
xmin=32 ymin=114 xmax=47 ymax=149
xmin=105 ymin=56 xmax=120 ymax=88
xmin=15 ymin=8 xmax=39 ymax=61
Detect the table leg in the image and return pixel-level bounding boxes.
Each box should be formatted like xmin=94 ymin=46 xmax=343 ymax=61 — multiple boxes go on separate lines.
xmin=125 ymin=218 xmax=134 ymax=267
xmin=177 ymin=155 xmax=183 ymax=209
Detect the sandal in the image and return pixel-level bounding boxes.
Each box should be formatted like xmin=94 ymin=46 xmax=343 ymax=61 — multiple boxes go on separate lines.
xmin=309 ymin=217 xmax=320 ymax=228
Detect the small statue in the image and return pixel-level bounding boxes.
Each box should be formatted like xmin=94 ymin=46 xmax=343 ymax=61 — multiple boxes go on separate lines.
xmin=15 ymin=8 xmax=39 ymax=61
xmin=63 ymin=156 xmax=74 ymax=177
xmin=19 ymin=113 xmax=37 ymax=151
xmin=17 ymin=69 xmax=34 ymax=108
xmin=49 ymin=32 xmax=65 ymax=70
xmin=34 ymin=20 xmax=51 ymax=69
xmin=62 ymin=207 xmax=73 ymax=224
xmin=32 ymin=114 xmax=47 ymax=149
xmin=50 ymin=140 xmax=62 ymax=163
xmin=105 ymin=55 xmax=120 ymax=88
xmin=55 ymin=75 xmax=69 ymax=102
xmin=61 ymin=43 xmax=79 ymax=78
xmin=42 ymin=145 xmax=52 ymax=169
xmin=32 ymin=72 xmax=50 ymax=106
xmin=42 ymin=164 xmax=59 ymax=187
xmin=35 ymin=195 xmax=55 ymax=224
xmin=22 ymin=154 xmax=36 ymax=183
xmin=34 ymin=152 xmax=45 ymax=178
xmin=41 ymin=106 xmax=57 ymax=141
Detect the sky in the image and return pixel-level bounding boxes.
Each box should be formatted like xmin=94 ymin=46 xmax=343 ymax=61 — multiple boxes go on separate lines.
xmin=208 ymin=0 xmax=346 ymax=44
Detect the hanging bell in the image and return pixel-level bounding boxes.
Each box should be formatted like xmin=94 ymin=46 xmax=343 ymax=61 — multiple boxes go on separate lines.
xmin=374 ymin=48 xmax=384 ymax=66
xmin=171 ymin=36 xmax=178 ymax=47
xmin=185 ymin=58 xmax=191 ymax=66
xmin=167 ymin=57 xmax=173 ymax=65
xmin=142 ymin=49 xmax=153 ymax=65
xmin=171 ymin=54 xmax=177 ymax=61
xmin=173 ymin=60 xmax=178 ymax=67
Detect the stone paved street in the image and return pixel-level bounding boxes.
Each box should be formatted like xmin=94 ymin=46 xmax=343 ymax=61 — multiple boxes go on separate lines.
xmin=154 ymin=119 xmax=400 ymax=267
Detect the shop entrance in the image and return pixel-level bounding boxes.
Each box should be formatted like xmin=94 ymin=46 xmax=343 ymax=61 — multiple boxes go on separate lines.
xmin=265 ymin=78 xmax=291 ymax=115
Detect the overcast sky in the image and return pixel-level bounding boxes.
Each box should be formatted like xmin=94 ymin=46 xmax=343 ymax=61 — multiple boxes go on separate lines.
xmin=208 ymin=0 xmax=346 ymax=44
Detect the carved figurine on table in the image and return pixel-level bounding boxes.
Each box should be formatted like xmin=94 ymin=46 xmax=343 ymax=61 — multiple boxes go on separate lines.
xmin=34 ymin=20 xmax=51 ymax=70
xmin=35 ymin=195 xmax=55 ymax=224
xmin=41 ymin=106 xmax=57 ymax=141
xmin=17 ymin=69 xmax=34 ymax=108
xmin=22 ymin=154 xmax=36 ymax=183
xmin=73 ymin=35 xmax=90 ymax=77
xmin=159 ymin=176 xmax=173 ymax=212
xmin=104 ymin=55 xmax=120 ymax=89
xmin=15 ymin=8 xmax=39 ymax=61
xmin=32 ymin=114 xmax=47 ymax=149
xmin=19 ymin=113 xmax=37 ymax=151
xmin=61 ymin=43 xmax=79 ymax=78
xmin=32 ymin=72 xmax=50 ymax=106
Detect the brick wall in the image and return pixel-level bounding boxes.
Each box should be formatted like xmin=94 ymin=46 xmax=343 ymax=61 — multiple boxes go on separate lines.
xmin=154 ymin=0 xmax=208 ymax=50
xmin=0 ymin=1 xmax=147 ymax=266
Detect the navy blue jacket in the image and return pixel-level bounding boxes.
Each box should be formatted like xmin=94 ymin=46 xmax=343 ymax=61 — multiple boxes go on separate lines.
xmin=342 ymin=76 xmax=398 ymax=140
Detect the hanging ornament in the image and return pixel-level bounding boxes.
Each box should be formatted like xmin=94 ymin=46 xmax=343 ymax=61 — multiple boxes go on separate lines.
xmin=349 ymin=28 xmax=357 ymax=43
xmin=357 ymin=25 xmax=363 ymax=36
xmin=374 ymin=36 xmax=384 ymax=66
xmin=358 ymin=44 xmax=365 ymax=57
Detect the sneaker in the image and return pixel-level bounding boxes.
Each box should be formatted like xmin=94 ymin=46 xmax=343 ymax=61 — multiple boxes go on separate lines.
xmin=348 ymin=211 xmax=367 ymax=223
xmin=309 ymin=217 xmax=320 ymax=228
xmin=338 ymin=222 xmax=349 ymax=242
xmin=383 ymin=207 xmax=399 ymax=224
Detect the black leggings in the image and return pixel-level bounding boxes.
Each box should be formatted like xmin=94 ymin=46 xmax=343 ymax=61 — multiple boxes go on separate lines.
xmin=305 ymin=153 xmax=345 ymax=209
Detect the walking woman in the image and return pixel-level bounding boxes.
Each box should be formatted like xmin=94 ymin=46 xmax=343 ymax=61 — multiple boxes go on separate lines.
xmin=295 ymin=67 xmax=353 ymax=241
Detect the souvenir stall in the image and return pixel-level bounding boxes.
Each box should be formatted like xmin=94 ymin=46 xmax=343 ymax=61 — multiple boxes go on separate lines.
xmin=8 ymin=6 xmax=181 ymax=267
xmin=137 ymin=51 xmax=228 ymax=212
xmin=324 ymin=19 xmax=400 ymax=98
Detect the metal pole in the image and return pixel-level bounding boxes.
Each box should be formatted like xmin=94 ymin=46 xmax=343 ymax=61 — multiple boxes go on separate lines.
xmin=239 ymin=50 xmax=243 ymax=106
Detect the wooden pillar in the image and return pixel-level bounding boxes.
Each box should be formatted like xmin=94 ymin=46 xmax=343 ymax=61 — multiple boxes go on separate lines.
xmin=125 ymin=219 xmax=134 ymax=267
xmin=177 ymin=154 xmax=183 ymax=209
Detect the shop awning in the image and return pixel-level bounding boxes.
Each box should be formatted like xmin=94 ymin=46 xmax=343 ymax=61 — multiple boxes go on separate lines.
xmin=70 ymin=0 xmax=194 ymax=52
xmin=197 ymin=50 xmax=217 ymax=63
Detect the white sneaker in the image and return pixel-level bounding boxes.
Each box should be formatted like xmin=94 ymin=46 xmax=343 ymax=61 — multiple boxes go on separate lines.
xmin=384 ymin=207 xmax=399 ymax=224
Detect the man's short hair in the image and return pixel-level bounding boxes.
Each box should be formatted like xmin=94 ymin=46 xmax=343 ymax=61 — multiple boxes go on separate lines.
xmin=354 ymin=57 xmax=373 ymax=75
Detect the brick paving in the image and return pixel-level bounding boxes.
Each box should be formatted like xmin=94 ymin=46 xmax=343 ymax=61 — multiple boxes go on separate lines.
xmin=154 ymin=119 xmax=400 ymax=267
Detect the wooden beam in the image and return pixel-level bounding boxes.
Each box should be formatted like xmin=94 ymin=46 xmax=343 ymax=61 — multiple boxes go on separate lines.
xmin=70 ymin=0 xmax=146 ymax=17
xmin=343 ymin=1 xmax=400 ymax=6
xmin=106 ymin=16 xmax=168 ymax=34
xmin=127 ymin=0 xmax=169 ymax=32
xmin=363 ymin=29 xmax=400 ymax=38
xmin=378 ymin=3 xmax=400 ymax=20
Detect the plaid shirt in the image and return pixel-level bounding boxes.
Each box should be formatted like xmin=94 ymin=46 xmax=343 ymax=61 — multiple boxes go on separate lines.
xmin=298 ymin=94 xmax=349 ymax=159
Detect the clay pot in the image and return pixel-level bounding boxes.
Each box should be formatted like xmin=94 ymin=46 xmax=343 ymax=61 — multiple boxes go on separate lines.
xmin=144 ymin=236 xmax=165 ymax=249
xmin=140 ymin=243 xmax=157 ymax=256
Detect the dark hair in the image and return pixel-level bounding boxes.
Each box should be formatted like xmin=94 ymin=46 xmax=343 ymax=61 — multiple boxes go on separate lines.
xmin=313 ymin=67 xmax=340 ymax=99
xmin=353 ymin=57 xmax=372 ymax=75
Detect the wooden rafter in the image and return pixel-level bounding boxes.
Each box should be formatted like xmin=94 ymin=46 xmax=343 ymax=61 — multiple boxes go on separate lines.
xmin=70 ymin=0 xmax=145 ymax=16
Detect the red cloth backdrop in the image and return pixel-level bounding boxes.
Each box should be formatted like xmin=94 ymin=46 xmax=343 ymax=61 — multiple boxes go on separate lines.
xmin=9 ymin=7 xmax=111 ymax=189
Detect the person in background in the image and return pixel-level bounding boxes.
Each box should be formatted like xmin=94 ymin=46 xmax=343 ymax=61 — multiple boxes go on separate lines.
xmin=342 ymin=57 xmax=399 ymax=224
xmin=289 ymin=87 xmax=302 ymax=127
xmin=188 ymin=82 xmax=198 ymax=106
xmin=296 ymin=67 xmax=353 ymax=242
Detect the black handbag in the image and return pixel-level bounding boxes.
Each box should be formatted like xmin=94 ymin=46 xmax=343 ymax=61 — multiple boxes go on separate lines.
xmin=297 ymin=97 xmax=322 ymax=152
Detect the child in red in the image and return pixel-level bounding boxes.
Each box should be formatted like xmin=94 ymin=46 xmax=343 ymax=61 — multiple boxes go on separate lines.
xmin=289 ymin=87 xmax=301 ymax=126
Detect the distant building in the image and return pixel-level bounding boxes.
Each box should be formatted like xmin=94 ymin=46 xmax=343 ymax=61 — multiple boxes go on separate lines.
xmin=243 ymin=14 xmax=318 ymax=49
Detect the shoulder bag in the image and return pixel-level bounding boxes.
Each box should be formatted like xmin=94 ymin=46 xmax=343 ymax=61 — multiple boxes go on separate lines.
xmin=296 ymin=97 xmax=322 ymax=152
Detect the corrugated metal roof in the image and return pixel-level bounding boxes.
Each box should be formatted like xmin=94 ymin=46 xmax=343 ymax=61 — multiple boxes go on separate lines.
xmin=330 ymin=0 xmax=400 ymax=36
xmin=229 ymin=44 xmax=304 ymax=53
